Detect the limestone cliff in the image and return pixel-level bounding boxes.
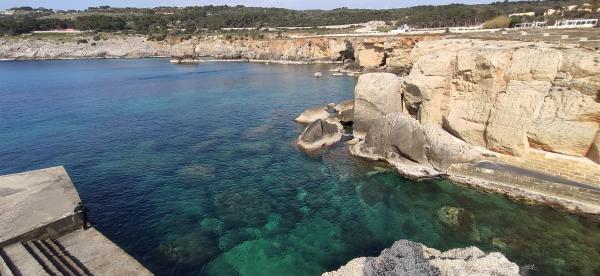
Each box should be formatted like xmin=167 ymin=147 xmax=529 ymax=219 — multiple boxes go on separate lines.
xmin=0 ymin=34 xmax=438 ymax=67
xmin=171 ymin=36 xmax=439 ymax=68
xmin=0 ymin=35 xmax=171 ymax=60
xmin=295 ymin=38 xmax=600 ymax=213
xmin=351 ymin=40 xmax=600 ymax=165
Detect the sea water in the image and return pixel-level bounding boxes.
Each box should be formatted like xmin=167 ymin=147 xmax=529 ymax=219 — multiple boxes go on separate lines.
xmin=1 ymin=59 xmax=599 ymax=275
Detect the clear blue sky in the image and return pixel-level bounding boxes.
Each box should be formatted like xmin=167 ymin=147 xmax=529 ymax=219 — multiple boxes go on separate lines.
xmin=0 ymin=0 xmax=495 ymax=10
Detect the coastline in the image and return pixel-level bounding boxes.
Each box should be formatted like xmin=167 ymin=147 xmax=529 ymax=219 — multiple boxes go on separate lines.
xmin=170 ymin=58 xmax=344 ymax=65
xmin=0 ymin=55 xmax=171 ymax=62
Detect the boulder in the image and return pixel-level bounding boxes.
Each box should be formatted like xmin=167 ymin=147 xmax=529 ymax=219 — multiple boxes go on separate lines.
xmin=323 ymin=240 xmax=519 ymax=276
xmin=353 ymin=73 xmax=404 ymax=137
xmin=436 ymin=206 xmax=480 ymax=241
xmin=422 ymin=124 xmax=483 ymax=170
xmin=527 ymin=88 xmax=600 ymax=156
xmin=570 ymin=76 xmax=600 ymax=99
xmin=404 ymin=74 xmax=447 ymax=124
xmin=485 ymin=80 xmax=550 ymax=156
xmin=295 ymin=107 xmax=330 ymax=124
xmin=334 ymin=100 xmax=354 ymax=113
xmin=506 ymin=48 xmax=561 ymax=81
xmin=560 ymin=48 xmax=600 ymax=79
xmin=350 ymin=113 xmax=482 ymax=179
xmin=296 ymin=119 xmax=342 ymax=151
xmin=528 ymin=120 xmax=599 ymax=157
xmin=588 ymin=131 xmax=600 ymax=164
xmin=332 ymin=109 xmax=354 ymax=123
xmin=356 ymin=46 xmax=385 ymax=68
xmin=385 ymin=48 xmax=412 ymax=69
xmin=442 ymin=47 xmax=513 ymax=148
xmin=412 ymin=52 xmax=457 ymax=77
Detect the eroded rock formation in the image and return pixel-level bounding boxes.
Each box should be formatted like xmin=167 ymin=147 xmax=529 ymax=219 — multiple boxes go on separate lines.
xmin=294 ymin=100 xmax=354 ymax=152
xmin=172 ymin=36 xmax=439 ymax=68
xmin=296 ymin=38 xmax=600 ymax=213
xmin=349 ymin=39 xmax=600 ymax=169
xmin=323 ymin=240 xmax=519 ymax=276
xmin=350 ymin=113 xmax=483 ymax=179
xmin=296 ymin=119 xmax=343 ymax=151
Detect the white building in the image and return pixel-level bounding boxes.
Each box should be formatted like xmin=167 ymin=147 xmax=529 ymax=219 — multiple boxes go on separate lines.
xmin=515 ymin=21 xmax=547 ymax=28
xmin=553 ymin=18 xmax=598 ymax=28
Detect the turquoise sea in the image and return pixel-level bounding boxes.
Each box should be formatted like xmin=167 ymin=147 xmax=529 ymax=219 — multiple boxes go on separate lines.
xmin=1 ymin=59 xmax=599 ymax=275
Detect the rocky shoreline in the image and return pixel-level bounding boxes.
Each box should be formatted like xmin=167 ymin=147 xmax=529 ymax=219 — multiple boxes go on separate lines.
xmin=0 ymin=35 xmax=173 ymax=60
xmin=294 ymin=38 xmax=600 ymax=215
xmin=323 ymin=240 xmax=519 ymax=276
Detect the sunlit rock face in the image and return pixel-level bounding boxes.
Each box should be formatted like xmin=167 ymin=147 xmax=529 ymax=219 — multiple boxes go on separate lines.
xmin=352 ymin=73 xmax=404 ymax=138
xmin=350 ymin=39 xmax=600 ymax=165
xmin=323 ymin=239 xmax=519 ymax=276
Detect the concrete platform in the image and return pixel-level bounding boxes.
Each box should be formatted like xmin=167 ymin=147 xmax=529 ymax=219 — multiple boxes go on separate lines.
xmin=0 ymin=167 xmax=83 ymax=247
xmin=57 ymin=228 xmax=152 ymax=275
xmin=0 ymin=167 xmax=153 ymax=275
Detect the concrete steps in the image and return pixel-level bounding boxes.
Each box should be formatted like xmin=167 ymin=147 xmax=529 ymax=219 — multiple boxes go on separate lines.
xmin=0 ymin=239 xmax=92 ymax=276
xmin=0 ymin=249 xmax=14 ymax=276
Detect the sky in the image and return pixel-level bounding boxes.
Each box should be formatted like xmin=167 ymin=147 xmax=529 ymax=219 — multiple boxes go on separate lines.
xmin=0 ymin=0 xmax=495 ymax=10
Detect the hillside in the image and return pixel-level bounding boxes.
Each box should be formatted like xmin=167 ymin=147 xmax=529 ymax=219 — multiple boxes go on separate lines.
xmin=0 ymin=1 xmax=592 ymax=36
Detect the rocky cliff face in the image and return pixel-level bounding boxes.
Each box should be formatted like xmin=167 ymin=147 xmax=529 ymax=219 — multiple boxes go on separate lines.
xmin=295 ymin=38 xmax=600 ymax=213
xmin=0 ymin=35 xmax=171 ymax=60
xmin=172 ymin=36 xmax=439 ymax=67
xmin=0 ymin=34 xmax=438 ymax=67
xmin=323 ymin=240 xmax=519 ymax=276
xmin=351 ymin=39 xmax=600 ymax=166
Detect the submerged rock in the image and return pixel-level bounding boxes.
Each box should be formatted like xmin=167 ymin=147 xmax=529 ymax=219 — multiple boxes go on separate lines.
xmin=296 ymin=119 xmax=343 ymax=151
xmin=436 ymin=206 xmax=480 ymax=242
xmin=323 ymin=240 xmax=519 ymax=276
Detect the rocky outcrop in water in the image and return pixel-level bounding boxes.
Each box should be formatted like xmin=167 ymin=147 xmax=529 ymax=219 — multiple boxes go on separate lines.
xmin=295 ymin=38 xmax=600 ymax=213
xmin=353 ymin=73 xmax=405 ymax=137
xmin=294 ymin=100 xmax=355 ymax=152
xmin=350 ymin=113 xmax=483 ymax=179
xmin=323 ymin=240 xmax=519 ymax=276
xmin=295 ymin=107 xmax=331 ymax=124
xmin=296 ymin=119 xmax=343 ymax=151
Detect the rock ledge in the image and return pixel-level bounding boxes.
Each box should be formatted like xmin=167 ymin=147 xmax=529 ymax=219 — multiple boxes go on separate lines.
xmin=323 ymin=240 xmax=519 ymax=276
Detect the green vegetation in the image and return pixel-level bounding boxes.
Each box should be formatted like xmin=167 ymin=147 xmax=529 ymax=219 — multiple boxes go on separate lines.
xmin=0 ymin=1 xmax=593 ymax=36
xmin=483 ymin=15 xmax=511 ymax=29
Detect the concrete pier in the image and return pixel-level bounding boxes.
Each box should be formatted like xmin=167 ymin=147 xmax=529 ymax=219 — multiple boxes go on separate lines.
xmin=0 ymin=167 xmax=152 ymax=275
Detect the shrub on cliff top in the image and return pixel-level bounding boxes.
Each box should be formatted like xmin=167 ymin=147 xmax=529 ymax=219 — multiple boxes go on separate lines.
xmin=483 ymin=15 xmax=510 ymax=29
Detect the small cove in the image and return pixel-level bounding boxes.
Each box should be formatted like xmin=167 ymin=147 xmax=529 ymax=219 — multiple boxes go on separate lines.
xmin=1 ymin=59 xmax=599 ymax=275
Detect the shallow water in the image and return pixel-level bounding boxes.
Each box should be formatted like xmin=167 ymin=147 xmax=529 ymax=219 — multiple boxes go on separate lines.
xmin=1 ymin=59 xmax=599 ymax=275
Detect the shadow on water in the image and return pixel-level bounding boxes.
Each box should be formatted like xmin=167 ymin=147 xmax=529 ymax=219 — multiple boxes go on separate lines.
xmin=0 ymin=59 xmax=599 ymax=276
